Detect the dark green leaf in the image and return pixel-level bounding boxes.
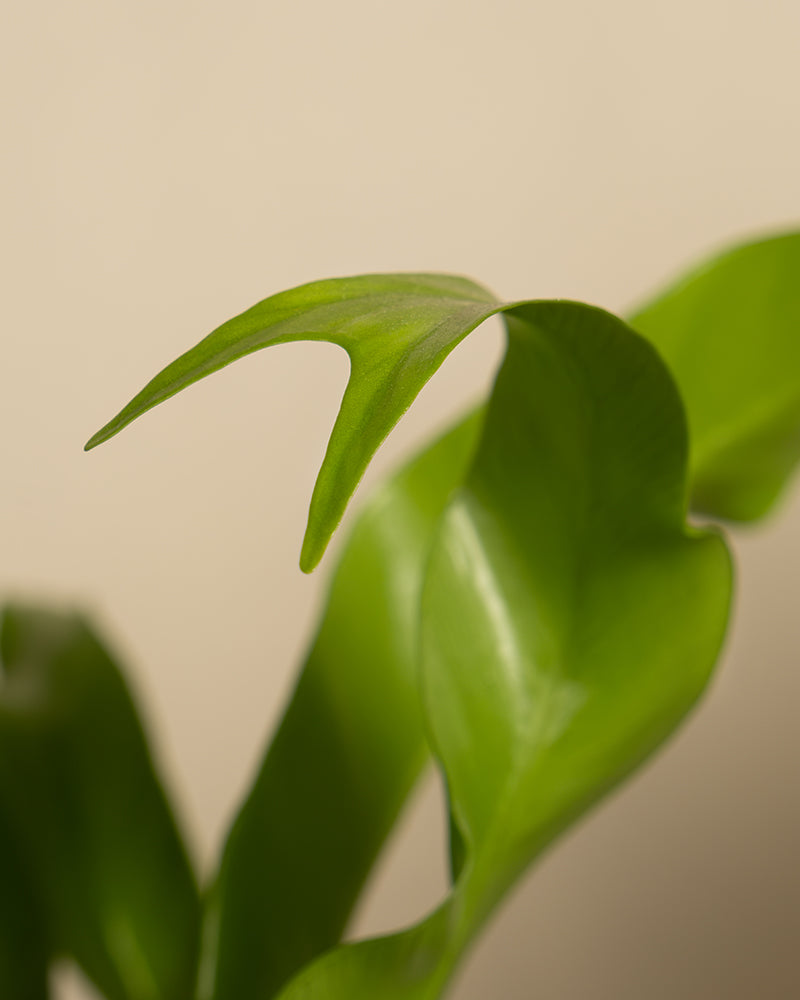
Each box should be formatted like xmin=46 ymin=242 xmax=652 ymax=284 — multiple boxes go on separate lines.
xmin=85 ymin=274 xmax=498 ymax=571
xmin=0 ymin=805 xmax=49 ymax=1000
xmin=200 ymin=412 xmax=483 ymax=1000
xmin=630 ymin=231 xmax=800 ymax=521
xmin=273 ymin=303 xmax=732 ymax=999
xmin=0 ymin=605 xmax=200 ymax=1000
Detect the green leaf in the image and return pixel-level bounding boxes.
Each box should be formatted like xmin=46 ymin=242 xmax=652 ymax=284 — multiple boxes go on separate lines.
xmin=200 ymin=412 xmax=483 ymax=1000
xmin=87 ymin=236 xmax=800 ymax=564
xmin=273 ymin=303 xmax=732 ymax=999
xmin=87 ymin=240 xmax=800 ymax=997
xmin=0 ymin=805 xmax=49 ymax=1000
xmin=0 ymin=605 xmax=201 ymax=1000
xmin=85 ymin=274 xmax=498 ymax=571
xmin=422 ymin=302 xmax=732 ymax=913
xmin=630 ymin=231 xmax=800 ymax=521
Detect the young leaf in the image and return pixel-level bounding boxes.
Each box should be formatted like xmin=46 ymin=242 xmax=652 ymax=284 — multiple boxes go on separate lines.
xmin=85 ymin=237 xmax=799 ymax=997
xmin=87 ymin=235 xmax=800 ymax=568
xmin=85 ymin=274 xmax=499 ymax=571
xmin=201 ymin=412 xmax=483 ymax=1000
xmin=0 ymin=605 xmax=200 ymax=1000
xmin=630 ymin=231 xmax=800 ymax=521
xmin=273 ymin=303 xmax=733 ymax=1000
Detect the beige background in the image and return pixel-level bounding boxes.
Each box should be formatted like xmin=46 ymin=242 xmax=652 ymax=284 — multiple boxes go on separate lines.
xmin=2 ymin=1 xmax=799 ymax=997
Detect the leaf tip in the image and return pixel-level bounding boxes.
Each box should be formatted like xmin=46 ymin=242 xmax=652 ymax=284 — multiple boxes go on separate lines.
xmin=84 ymin=419 xmax=120 ymax=452
xmin=298 ymin=534 xmax=324 ymax=575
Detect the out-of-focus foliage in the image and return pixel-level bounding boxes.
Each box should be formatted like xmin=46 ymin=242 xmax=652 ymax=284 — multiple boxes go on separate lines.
xmin=0 ymin=607 xmax=200 ymax=1000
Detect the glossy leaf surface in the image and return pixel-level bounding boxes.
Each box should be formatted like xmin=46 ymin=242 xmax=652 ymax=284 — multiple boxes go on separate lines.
xmin=0 ymin=605 xmax=200 ymax=1000
xmin=85 ymin=274 xmax=498 ymax=570
xmin=201 ymin=413 xmax=483 ymax=1000
xmin=631 ymin=231 xmax=800 ymax=520
xmin=274 ymin=303 xmax=732 ymax=999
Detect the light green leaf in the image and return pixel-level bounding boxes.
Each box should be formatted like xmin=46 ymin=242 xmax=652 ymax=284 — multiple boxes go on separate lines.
xmin=87 ymin=239 xmax=800 ymax=998
xmin=422 ymin=303 xmax=732 ymax=918
xmin=0 ymin=605 xmax=201 ymax=1000
xmin=201 ymin=412 xmax=483 ymax=1000
xmin=274 ymin=303 xmax=733 ymax=999
xmin=630 ymin=231 xmax=800 ymax=521
xmin=85 ymin=274 xmax=498 ymax=571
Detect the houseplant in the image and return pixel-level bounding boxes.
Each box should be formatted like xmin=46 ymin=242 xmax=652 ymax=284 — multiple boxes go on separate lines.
xmin=1 ymin=230 xmax=798 ymax=999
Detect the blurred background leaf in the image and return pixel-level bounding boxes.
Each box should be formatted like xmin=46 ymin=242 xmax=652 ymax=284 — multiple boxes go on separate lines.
xmin=0 ymin=606 xmax=201 ymax=1000
xmin=631 ymin=231 xmax=800 ymax=521
xmin=0 ymin=803 xmax=50 ymax=1000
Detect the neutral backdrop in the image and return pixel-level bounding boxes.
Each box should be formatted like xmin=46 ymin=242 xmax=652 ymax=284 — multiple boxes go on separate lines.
xmin=2 ymin=2 xmax=799 ymax=998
